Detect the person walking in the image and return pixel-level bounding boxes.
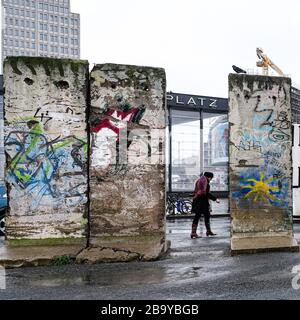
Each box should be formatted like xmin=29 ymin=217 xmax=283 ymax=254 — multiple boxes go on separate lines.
xmin=190 ymin=172 xmax=220 ymax=239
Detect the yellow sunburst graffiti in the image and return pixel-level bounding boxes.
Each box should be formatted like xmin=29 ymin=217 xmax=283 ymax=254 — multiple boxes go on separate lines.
xmin=242 ymin=173 xmax=280 ymax=203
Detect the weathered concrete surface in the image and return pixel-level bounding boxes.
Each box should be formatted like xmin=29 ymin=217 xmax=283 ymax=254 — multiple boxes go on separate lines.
xmin=0 ymin=243 xmax=84 ymax=269
xmin=83 ymin=63 xmax=167 ymax=262
xmin=4 ymin=57 xmax=89 ymax=243
xmin=293 ymin=124 xmax=300 ymax=215
xmin=228 ymin=74 xmax=298 ymax=253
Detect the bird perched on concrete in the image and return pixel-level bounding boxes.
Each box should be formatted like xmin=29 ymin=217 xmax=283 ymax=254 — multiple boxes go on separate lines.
xmin=232 ymin=65 xmax=247 ymax=74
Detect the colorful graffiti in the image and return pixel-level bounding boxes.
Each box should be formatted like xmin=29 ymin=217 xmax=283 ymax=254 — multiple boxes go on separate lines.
xmin=91 ymin=97 xmax=146 ymax=139
xmin=233 ymin=167 xmax=289 ymax=209
xmin=241 ymin=173 xmax=280 ymax=203
xmin=5 ymin=118 xmax=87 ymax=210
xmin=91 ymin=95 xmax=147 ymax=177
xmin=230 ymin=83 xmax=292 ymax=211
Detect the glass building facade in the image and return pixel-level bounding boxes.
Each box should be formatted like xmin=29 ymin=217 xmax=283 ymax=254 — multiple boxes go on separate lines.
xmin=167 ymin=92 xmax=229 ymax=197
xmin=1 ymin=0 xmax=80 ymax=66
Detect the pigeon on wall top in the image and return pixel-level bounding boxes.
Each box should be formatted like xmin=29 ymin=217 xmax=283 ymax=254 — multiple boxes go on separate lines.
xmin=232 ymin=65 xmax=247 ymax=74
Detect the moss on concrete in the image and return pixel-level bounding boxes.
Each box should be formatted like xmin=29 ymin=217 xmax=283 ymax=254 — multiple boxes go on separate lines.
xmin=6 ymin=237 xmax=86 ymax=247
xmin=91 ymin=63 xmax=166 ymax=90
xmin=229 ymin=73 xmax=291 ymax=93
xmin=50 ymin=255 xmax=73 ymax=266
xmin=91 ymin=233 xmax=164 ymax=243
xmin=5 ymin=56 xmax=88 ymax=77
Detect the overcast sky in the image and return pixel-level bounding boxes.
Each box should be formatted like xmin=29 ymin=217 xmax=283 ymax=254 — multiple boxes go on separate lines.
xmin=70 ymin=0 xmax=300 ymax=98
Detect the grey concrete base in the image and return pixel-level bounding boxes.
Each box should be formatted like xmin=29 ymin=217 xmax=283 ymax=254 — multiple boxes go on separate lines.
xmin=231 ymin=235 xmax=299 ymax=255
xmin=0 ymin=244 xmax=85 ymax=268
xmin=77 ymin=237 xmax=171 ymax=264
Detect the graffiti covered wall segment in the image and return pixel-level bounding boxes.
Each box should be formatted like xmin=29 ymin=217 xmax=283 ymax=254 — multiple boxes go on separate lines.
xmin=80 ymin=63 xmax=167 ymax=262
xmin=229 ymin=74 xmax=298 ymax=252
xmin=4 ymin=57 xmax=89 ymax=241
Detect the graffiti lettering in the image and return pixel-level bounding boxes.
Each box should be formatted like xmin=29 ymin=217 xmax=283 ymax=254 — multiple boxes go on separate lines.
xmin=34 ymin=108 xmax=53 ymax=125
xmin=66 ymin=107 xmax=74 ymax=115
xmin=269 ymin=111 xmax=291 ymax=142
xmin=5 ymin=118 xmax=87 ymax=210
xmin=254 ymin=95 xmax=274 ymax=128
xmin=235 ymin=139 xmax=262 ymax=152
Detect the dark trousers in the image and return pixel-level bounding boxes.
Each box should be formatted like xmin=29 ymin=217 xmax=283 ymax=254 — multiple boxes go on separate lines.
xmin=193 ymin=211 xmax=211 ymax=232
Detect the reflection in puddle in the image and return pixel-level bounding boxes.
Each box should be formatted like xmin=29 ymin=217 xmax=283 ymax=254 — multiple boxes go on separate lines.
xmin=29 ymin=266 xmax=206 ymax=288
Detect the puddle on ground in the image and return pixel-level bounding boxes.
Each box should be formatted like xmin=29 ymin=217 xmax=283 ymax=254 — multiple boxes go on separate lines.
xmin=28 ymin=266 xmax=209 ymax=288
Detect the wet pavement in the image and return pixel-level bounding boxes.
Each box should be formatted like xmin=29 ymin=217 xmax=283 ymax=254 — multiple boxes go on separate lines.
xmin=1 ymin=217 xmax=300 ymax=300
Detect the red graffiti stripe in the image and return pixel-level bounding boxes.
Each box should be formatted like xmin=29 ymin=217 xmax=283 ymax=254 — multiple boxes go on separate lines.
xmin=92 ymin=108 xmax=139 ymax=135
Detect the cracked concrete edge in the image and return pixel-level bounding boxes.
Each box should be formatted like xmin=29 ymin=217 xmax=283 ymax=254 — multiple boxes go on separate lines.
xmin=0 ymin=240 xmax=172 ymax=269
xmin=0 ymin=245 xmax=86 ymax=269
xmin=75 ymin=240 xmax=171 ymax=264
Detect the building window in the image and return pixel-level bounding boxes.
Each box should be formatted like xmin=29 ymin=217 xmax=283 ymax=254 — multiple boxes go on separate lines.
xmin=169 ymin=108 xmax=228 ymax=193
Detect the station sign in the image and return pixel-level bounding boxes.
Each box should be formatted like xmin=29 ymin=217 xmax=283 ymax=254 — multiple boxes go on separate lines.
xmin=167 ymin=92 xmax=228 ymax=111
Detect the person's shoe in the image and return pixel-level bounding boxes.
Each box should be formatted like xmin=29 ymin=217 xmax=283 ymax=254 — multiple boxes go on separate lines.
xmin=206 ymin=231 xmax=217 ymax=237
xmin=191 ymin=233 xmax=202 ymax=239
xmin=191 ymin=223 xmax=201 ymax=239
